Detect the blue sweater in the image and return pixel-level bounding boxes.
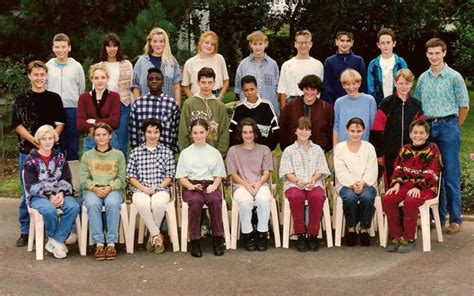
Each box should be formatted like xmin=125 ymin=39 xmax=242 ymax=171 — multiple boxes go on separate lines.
xmin=322 ymin=51 xmax=366 ymax=105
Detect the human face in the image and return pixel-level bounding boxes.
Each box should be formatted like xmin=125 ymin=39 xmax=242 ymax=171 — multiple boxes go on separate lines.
xmin=52 ymin=41 xmax=71 ymax=61
xmin=94 ymin=128 xmax=112 ymax=148
xmin=294 ymin=35 xmax=312 ymax=55
xmin=241 ymin=125 xmax=256 ymax=145
xmin=147 ymin=72 xmax=163 ymax=93
xmin=394 ymin=76 xmax=413 ymax=98
xmin=198 ymin=76 xmax=216 ymax=97
xmin=105 ymin=42 xmax=118 ymax=60
xmin=426 ymin=46 xmax=446 ymax=68
xmin=91 ymin=69 xmax=108 ymax=91
xmin=145 ymin=125 xmax=160 ymax=147
xmin=302 ymin=87 xmax=318 ymax=102
xmin=200 ymin=36 xmax=216 ymax=55
xmin=150 ymin=34 xmax=165 ymax=56
xmin=346 ymin=123 xmax=364 ymax=142
xmin=377 ymin=35 xmax=396 ymax=57
xmin=342 ymin=81 xmax=361 ymax=97
xmin=38 ymin=132 xmax=55 ymax=153
xmin=409 ymin=125 xmax=428 ymax=146
xmin=250 ymin=40 xmax=267 ymax=57
xmin=191 ymin=124 xmax=209 ymax=146
xmin=28 ymin=67 xmax=47 ymax=91
xmin=335 ymin=35 xmax=353 ymax=54
xmin=295 ymin=127 xmax=311 ymax=142
xmin=242 ymin=82 xmax=258 ymax=102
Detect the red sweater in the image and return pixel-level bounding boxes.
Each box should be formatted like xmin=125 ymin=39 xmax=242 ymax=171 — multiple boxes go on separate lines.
xmin=76 ymin=90 xmax=120 ymax=134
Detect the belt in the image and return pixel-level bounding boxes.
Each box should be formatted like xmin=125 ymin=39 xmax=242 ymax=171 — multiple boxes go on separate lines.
xmin=426 ymin=114 xmax=456 ymax=122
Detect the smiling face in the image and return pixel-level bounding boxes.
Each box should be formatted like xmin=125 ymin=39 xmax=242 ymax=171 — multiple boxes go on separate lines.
xmin=336 ymin=34 xmax=353 ymax=54
xmin=145 ymin=125 xmax=160 ymax=147
xmin=250 ymin=40 xmax=267 ymax=58
xmin=426 ymin=46 xmax=446 ymax=68
xmin=200 ymin=36 xmax=216 ymax=55
xmin=52 ymin=41 xmax=71 ymax=61
xmin=147 ymin=72 xmax=163 ymax=93
xmin=377 ymin=34 xmax=396 ymax=57
xmin=241 ymin=125 xmax=256 ymax=145
xmin=38 ymin=132 xmax=55 ymax=153
xmin=242 ymin=82 xmax=258 ymax=102
xmin=394 ymin=76 xmax=413 ymax=98
xmin=191 ymin=124 xmax=209 ymax=146
xmin=91 ymin=69 xmax=108 ymax=91
xmin=295 ymin=127 xmax=311 ymax=142
xmin=150 ymin=34 xmax=165 ymax=56
xmin=94 ymin=127 xmax=112 ymax=148
xmin=342 ymin=80 xmax=361 ymax=97
xmin=105 ymin=42 xmax=118 ymax=60
xmin=346 ymin=123 xmax=364 ymax=143
xmin=28 ymin=67 xmax=47 ymax=91
xmin=409 ymin=125 xmax=429 ymax=146
xmin=302 ymin=87 xmax=319 ymax=102
xmin=198 ymin=76 xmax=216 ymax=97
xmin=294 ymin=35 xmax=312 ymax=55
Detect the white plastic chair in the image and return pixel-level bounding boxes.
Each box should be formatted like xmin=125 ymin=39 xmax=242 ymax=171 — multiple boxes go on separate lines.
xmin=127 ymin=183 xmax=180 ymax=253
xmin=382 ymin=174 xmax=443 ymax=252
xmin=179 ymin=183 xmax=231 ymax=252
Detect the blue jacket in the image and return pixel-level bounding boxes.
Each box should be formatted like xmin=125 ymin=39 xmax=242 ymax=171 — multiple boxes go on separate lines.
xmin=367 ymin=54 xmax=408 ymax=105
xmin=322 ymin=51 xmax=366 ymax=105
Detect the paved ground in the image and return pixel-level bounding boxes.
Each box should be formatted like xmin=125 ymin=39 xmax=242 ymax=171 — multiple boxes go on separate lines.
xmin=0 ymin=197 xmax=473 ymax=295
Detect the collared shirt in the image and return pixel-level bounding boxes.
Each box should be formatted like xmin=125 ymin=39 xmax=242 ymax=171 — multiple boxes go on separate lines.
xmin=414 ymin=63 xmax=469 ymax=118
xmin=128 ymin=92 xmax=180 ymax=152
xmin=126 ymin=144 xmax=175 ymax=193
xmin=235 ymin=53 xmax=280 ymax=115
xmin=279 ymin=140 xmax=330 ymax=192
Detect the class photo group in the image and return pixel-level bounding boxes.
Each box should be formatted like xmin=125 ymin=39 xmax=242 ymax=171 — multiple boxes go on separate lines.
xmin=11 ymin=26 xmax=470 ymax=260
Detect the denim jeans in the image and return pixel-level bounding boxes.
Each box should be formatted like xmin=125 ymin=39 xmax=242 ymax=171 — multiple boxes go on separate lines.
xmin=233 ymin=186 xmax=271 ymax=234
xmin=84 ymin=190 xmax=123 ymax=244
xmin=60 ymin=108 xmax=80 ymax=161
xmin=83 ymin=132 xmax=119 ymax=152
xmin=429 ymin=117 xmax=462 ymax=225
xmin=18 ymin=152 xmax=29 ymax=235
xmin=30 ymin=195 xmax=80 ymax=243
xmin=116 ymin=103 xmax=131 ymax=159
xmin=339 ymin=186 xmax=376 ymax=229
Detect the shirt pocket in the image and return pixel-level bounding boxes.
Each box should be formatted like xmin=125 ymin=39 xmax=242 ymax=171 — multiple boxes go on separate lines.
xmin=163 ymin=64 xmax=175 ymax=79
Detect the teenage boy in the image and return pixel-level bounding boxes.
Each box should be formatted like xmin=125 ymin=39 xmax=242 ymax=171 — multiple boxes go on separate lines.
xmin=179 ymin=67 xmax=229 ymax=157
xmin=234 ymin=31 xmax=280 ymax=115
xmin=414 ymin=38 xmax=469 ymax=234
xmin=278 ymin=30 xmax=324 ymax=108
xmin=46 ymin=33 xmax=85 ymax=161
xmin=11 ymin=60 xmax=66 ymax=246
xmin=367 ymin=28 xmax=408 ymax=105
xmin=322 ymin=31 xmax=366 ymax=105
xmin=333 ymin=69 xmax=377 ymax=145
xmin=129 ymin=68 xmax=180 ymax=152
xmin=229 ymin=75 xmax=279 ymax=150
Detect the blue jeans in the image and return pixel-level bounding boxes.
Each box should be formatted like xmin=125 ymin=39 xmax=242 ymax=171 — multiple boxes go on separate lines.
xmin=60 ymin=108 xmax=80 ymax=161
xmin=339 ymin=186 xmax=376 ymax=229
xmin=429 ymin=117 xmax=462 ymax=225
xmin=84 ymin=190 xmax=123 ymax=244
xmin=83 ymin=132 xmax=119 ymax=152
xmin=116 ymin=103 xmax=131 ymax=159
xmin=29 ymin=195 xmax=80 ymax=243
xmin=18 ymin=152 xmax=29 ymax=235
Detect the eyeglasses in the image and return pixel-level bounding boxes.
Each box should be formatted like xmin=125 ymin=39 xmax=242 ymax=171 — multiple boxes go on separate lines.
xmin=296 ymin=41 xmax=312 ymax=46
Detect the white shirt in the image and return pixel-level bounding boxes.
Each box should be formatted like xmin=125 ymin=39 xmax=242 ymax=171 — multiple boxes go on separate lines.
xmin=103 ymin=61 xmax=121 ymax=93
xmin=380 ymin=56 xmax=395 ymax=98
xmin=278 ymin=57 xmax=324 ymax=97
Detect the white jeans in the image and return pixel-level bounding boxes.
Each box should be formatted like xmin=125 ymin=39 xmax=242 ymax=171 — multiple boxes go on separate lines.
xmin=132 ymin=191 xmax=170 ymax=237
xmin=233 ymin=185 xmax=271 ymax=234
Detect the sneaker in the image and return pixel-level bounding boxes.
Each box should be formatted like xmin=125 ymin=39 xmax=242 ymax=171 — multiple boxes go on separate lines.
xmin=307 ymin=235 xmax=319 ymax=251
xmin=65 ymin=232 xmax=77 ymax=245
xmin=256 ymin=231 xmax=268 ymax=252
xmin=190 ymin=240 xmax=202 ymax=257
xmin=95 ymin=244 xmax=106 ymax=261
xmin=201 ymin=225 xmax=210 ymax=238
xmin=346 ymin=231 xmax=356 ymax=247
xmin=15 ymin=234 xmax=28 ymax=247
xmin=359 ymin=232 xmax=370 ymax=246
xmin=386 ymin=238 xmax=401 ymax=252
xmin=243 ymin=233 xmax=256 ymax=252
xmin=105 ymin=245 xmax=117 ymax=260
xmin=213 ymin=236 xmax=225 ymax=256
xmin=45 ymin=238 xmax=67 ymax=259
xmin=153 ymin=233 xmax=165 ymax=254
xmin=446 ymin=223 xmax=462 ymax=234
xmin=296 ymin=234 xmax=307 ymax=252
xmin=59 ymin=242 xmax=69 ymax=254
xmin=397 ymin=238 xmax=416 ymax=253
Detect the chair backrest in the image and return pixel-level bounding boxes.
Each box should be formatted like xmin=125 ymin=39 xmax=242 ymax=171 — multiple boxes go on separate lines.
xmin=68 ymin=160 xmax=80 ymax=195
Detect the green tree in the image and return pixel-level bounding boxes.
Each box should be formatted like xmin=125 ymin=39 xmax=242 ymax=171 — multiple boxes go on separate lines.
xmin=452 ymin=0 xmax=474 ymax=80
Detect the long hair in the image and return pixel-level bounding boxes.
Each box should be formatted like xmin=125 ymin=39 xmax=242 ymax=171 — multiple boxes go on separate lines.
xmin=99 ymin=33 xmax=124 ymax=61
xmin=144 ymin=27 xmax=173 ymax=66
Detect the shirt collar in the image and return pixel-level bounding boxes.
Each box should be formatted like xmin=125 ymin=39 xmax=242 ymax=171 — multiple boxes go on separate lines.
xmin=194 ymin=93 xmax=217 ymax=100
xmin=294 ymin=140 xmax=315 ymax=150
xmin=145 ymin=92 xmax=165 ymax=100
xmin=243 ymin=96 xmax=262 ymax=108
xmin=249 ymin=53 xmax=268 ymax=62
xmin=429 ymin=63 xmax=449 ymax=77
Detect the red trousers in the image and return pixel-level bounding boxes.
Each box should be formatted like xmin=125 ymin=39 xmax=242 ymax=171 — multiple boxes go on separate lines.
xmin=285 ymin=186 xmax=325 ymax=235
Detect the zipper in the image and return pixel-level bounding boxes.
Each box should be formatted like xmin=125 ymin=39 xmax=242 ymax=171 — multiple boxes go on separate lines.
xmin=401 ymin=102 xmax=405 ymax=147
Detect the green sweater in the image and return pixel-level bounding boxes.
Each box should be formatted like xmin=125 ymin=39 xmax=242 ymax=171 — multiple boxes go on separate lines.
xmin=178 ymin=95 xmax=229 ymax=156
xmin=80 ymin=148 xmax=126 ymax=192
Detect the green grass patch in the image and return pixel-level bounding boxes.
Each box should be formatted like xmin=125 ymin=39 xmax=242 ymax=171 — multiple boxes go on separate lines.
xmin=460 ymin=82 xmax=474 ymax=210
xmin=0 ymin=173 xmax=21 ymax=197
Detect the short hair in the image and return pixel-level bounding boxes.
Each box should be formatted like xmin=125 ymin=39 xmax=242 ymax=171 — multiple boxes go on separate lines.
xmin=198 ymin=31 xmax=219 ymax=53
xmin=100 ymin=33 xmax=124 ymax=61
xmin=27 ymin=60 xmax=48 ymax=74
xmin=190 ymin=118 xmax=209 ymax=131
xmin=234 ymin=117 xmax=260 ymax=143
xmin=247 ymin=30 xmax=268 ymax=44
xmin=346 ymin=117 xmax=365 ymax=130
xmin=395 ymin=69 xmax=415 ymax=83
xmin=197 ymin=67 xmax=215 ymax=81
xmin=298 ymin=75 xmax=323 ymax=92
xmin=142 ymin=118 xmax=163 ymax=134
xmin=241 ymin=75 xmax=257 ymax=87
xmin=425 ymin=38 xmax=447 ymax=52
xmin=377 ymin=28 xmax=396 ymax=42
xmin=296 ymin=116 xmax=312 ymax=131
xmin=88 ymin=63 xmax=110 ymax=81
xmin=52 ymin=33 xmax=70 ymax=45
xmin=336 ymin=31 xmax=354 ymax=40
xmin=340 ymin=69 xmax=362 ymax=84
xmin=93 ymin=122 xmax=113 ymax=135
xmin=295 ymin=30 xmax=312 ymax=40
xmin=409 ymin=119 xmax=430 ymax=134
xmin=147 ymin=67 xmax=163 ymax=78
xmin=34 ymin=125 xmax=59 ymax=143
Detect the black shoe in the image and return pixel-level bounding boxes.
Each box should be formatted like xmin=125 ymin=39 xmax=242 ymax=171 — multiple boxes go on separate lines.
xmin=213 ymin=236 xmax=224 ymax=256
xmin=243 ymin=233 xmax=256 ymax=251
xmin=296 ymin=234 xmax=307 ymax=252
xmin=346 ymin=231 xmax=356 ymax=247
xmin=360 ymin=232 xmax=370 ymax=246
xmin=190 ymin=240 xmax=202 ymax=257
xmin=16 ymin=234 xmax=28 ymax=247
xmin=307 ymin=235 xmax=319 ymax=251
xmin=256 ymin=231 xmax=268 ymax=252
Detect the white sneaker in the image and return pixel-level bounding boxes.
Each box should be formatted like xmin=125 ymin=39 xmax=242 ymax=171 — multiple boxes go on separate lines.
xmin=60 ymin=243 xmax=69 ymax=254
xmin=65 ymin=232 xmax=77 ymax=245
xmin=45 ymin=238 xmax=67 ymax=259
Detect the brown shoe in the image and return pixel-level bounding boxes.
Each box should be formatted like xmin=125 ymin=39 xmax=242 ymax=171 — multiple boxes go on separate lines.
xmin=95 ymin=245 xmax=106 ymax=261
xmin=446 ymin=223 xmax=462 ymax=234
xmin=153 ymin=233 xmax=165 ymax=254
xmin=105 ymin=245 xmax=117 ymax=260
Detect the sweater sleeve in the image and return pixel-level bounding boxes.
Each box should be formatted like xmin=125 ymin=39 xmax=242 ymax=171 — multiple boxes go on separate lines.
xmin=278 ymin=104 xmax=291 ymax=151
xmin=216 ymin=105 xmax=230 ymax=157
xmin=369 ymin=109 xmax=387 ymax=157
xmin=414 ymin=144 xmax=443 ymax=193
xmin=359 ymin=58 xmax=367 ymax=93
xmin=322 ymin=60 xmax=334 ymax=104
xmin=334 ymin=144 xmax=357 ymax=187
xmin=23 ymin=157 xmax=48 ymax=201
xmin=362 ymin=142 xmax=378 ymax=187
xmin=56 ymin=159 xmax=73 ymax=196
xmin=109 ymin=152 xmax=126 ymax=190
xmin=76 ymin=93 xmax=92 ymax=134
xmin=178 ymin=101 xmax=191 ymax=152
xmin=80 ymin=153 xmax=96 ymax=190
xmin=367 ymin=59 xmax=376 ymax=97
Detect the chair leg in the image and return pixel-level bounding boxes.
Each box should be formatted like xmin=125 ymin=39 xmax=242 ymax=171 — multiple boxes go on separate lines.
xmin=323 ymin=198 xmax=333 ymax=247
xmin=419 ymin=204 xmax=431 ymax=252
xmin=138 ymin=218 xmax=146 ymax=244
xmin=334 ymin=196 xmax=343 ymax=247
xmin=431 ymin=204 xmax=443 ymax=243
xmin=180 ymin=201 xmax=189 ymax=252
xmin=127 ymin=204 xmax=138 ymax=254
xmin=230 ymin=199 xmax=239 ymax=250
xmin=166 ymin=201 xmax=180 ymax=252
xmin=270 ymin=198 xmax=281 ymax=248
xmin=221 ymin=199 xmax=231 ymax=250
xmin=119 ymin=204 xmax=129 ymax=245
xmin=74 ymin=215 xmax=82 ymax=255
xmin=27 ymin=212 xmax=35 ymax=252
xmin=35 ymin=212 xmax=44 ymax=260
xmin=80 ymin=205 xmax=88 ymax=256
xmin=374 ymin=196 xmax=384 ymax=246
xmin=282 ymin=198 xmax=291 ymax=248
xmin=382 ymin=215 xmax=389 ymax=248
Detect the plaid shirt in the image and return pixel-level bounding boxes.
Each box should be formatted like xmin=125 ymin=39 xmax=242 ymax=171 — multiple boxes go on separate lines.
xmin=129 ymin=92 xmax=180 ymax=152
xmin=126 ymin=144 xmax=175 ymax=193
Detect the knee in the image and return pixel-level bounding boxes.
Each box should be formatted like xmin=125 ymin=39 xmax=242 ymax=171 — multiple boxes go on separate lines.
xmin=105 ymin=191 xmax=123 ymax=208
xmin=403 ymin=198 xmax=421 ymax=211
xmin=42 ymin=203 xmax=58 ymax=219
xmin=207 ymin=192 xmax=223 ymax=207
xmin=84 ymin=192 xmax=102 ymax=209
xmin=285 ymin=188 xmax=304 ymax=203
xmin=152 ymin=192 xmax=170 ymax=209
